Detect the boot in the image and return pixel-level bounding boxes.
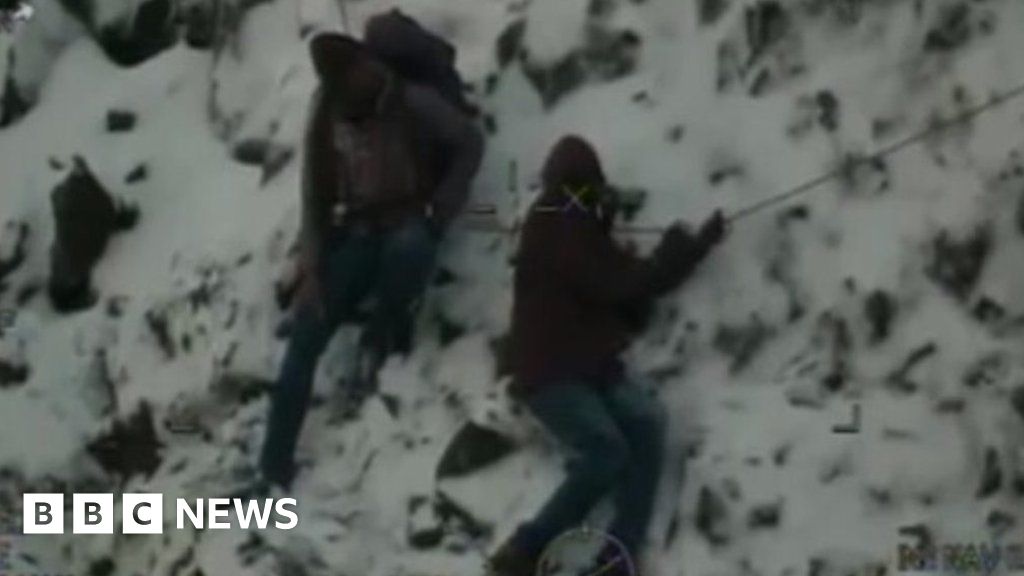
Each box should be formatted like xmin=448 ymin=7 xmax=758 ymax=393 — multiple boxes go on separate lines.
xmin=487 ymin=540 xmax=537 ymax=576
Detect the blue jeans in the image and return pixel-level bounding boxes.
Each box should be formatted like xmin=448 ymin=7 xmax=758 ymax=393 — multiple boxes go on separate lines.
xmin=260 ymin=217 xmax=437 ymax=486
xmin=511 ymin=378 xmax=667 ymax=558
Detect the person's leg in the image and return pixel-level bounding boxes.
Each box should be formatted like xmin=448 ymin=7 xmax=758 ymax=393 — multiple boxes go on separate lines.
xmin=362 ymin=217 xmax=437 ymax=370
xmin=259 ymin=235 xmax=376 ymax=487
xmin=510 ymin=382 xmax=631 ymax=559
xmin=602 ymin=380 xmax=668 ymax=555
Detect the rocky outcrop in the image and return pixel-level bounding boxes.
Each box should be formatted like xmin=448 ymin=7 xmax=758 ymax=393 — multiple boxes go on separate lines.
xmin=48 ymin=157 xmax=138 ymax=313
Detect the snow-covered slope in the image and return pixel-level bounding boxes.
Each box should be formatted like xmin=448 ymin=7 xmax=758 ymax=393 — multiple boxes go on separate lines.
xmin=3 ymin=0 xmax=1024 ymax=574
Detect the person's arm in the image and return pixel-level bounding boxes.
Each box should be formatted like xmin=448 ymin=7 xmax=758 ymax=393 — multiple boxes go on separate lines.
xmin=299 ymin=89 xmax=331 ymax=273
xmin=550 ymin=213 xmax=723 ymax=305
xmin=405 ymin=85 xmax=484 ymax=232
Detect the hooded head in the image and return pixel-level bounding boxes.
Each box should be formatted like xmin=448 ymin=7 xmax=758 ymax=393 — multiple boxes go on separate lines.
xmin=309 ymin=32 xmax=392 ymax=120
xmin=540 ymin=136 xmax=619 ymax=227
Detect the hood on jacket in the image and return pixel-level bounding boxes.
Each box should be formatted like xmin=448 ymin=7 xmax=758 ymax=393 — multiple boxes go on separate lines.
xmin=539 ymin=135 xmax=619 ymax=227
xmin=309 ymin=32 xmax=392 ymax=120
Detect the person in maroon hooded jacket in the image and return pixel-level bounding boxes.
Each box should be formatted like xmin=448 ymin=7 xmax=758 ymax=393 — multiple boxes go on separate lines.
xmin=489 ymin=136 xmax=726 ymax=576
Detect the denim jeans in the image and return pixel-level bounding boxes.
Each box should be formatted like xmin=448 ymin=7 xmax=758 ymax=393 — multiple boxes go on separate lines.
xmin=260 ymin=217 xmax=437 ymax=486
xmin=511 ymin=377 xmax=667 ymax=558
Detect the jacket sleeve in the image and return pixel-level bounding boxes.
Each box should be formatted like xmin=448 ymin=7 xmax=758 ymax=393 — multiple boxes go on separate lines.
xmin=405 ymin=85 xmax=484 ymax=228
xmin=551 ymin=219 xmax=711 ymax=305
xmin=299 ymin=89 xmax=332 ymax=271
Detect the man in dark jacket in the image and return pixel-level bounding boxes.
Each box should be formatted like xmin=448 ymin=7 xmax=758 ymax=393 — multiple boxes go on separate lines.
xmin=259 ymin=33 xmax=484 ymax=489
xmin=489 ymin=136 xmax=725 ymax=576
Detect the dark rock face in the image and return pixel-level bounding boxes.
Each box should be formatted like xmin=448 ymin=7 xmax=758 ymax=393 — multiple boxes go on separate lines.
xmin=106 ymin=109 xmax=137 ymax=132
xmin=695 ymin=485 xmax=730 ymax=547
xmin=48 ymin=158 xmax=112 ymax=312
xmin=698 ymin=0 xmax=731 ymax=26
xmin=182 ymin=1 xmax=219 ymax=50
xmin=0 ymin=51 xmax=31 ymax=128
xmin=436 ymin=422 xmax=517 ymax=480
xmin=0 ymin=358 xmax=29 ymax=389
xmin=887 ymin=341 xmax=937 ymax=394
xmin=713 ymin=315 xmax=772 ymax=373
xmin=864 ymin=289 xmax=896 ymax=345
xmin=95 ymin=0 xmax=178 ymax=67
xmin=977 ymin=447 xmax=1002 ymax=499
xmin=518 ymin=4 xmax=642 ymax=108
xmin=125 ymin=163 xmax=149 ymax=184
xmin=748 ymin=501 xmax=782 ymax=529
xmin=86 ymin=402 xmax=165 ymax=481
xmin=717 ymin=1 xmax=803 ymax=97
xmin=926 ymin=226 xmax=991 ymax=301
xmin=48 ymin=157 xmax=138 ymax=313
xmin=495 ymin=19 xmax=527 ymax=69
xmin=231 ymin=139 xmax=295 ymax=185
xmin=0 ymin=221 xmax=29 ymax=290
xmin=924 ymin=2 xmax=973 ymax=53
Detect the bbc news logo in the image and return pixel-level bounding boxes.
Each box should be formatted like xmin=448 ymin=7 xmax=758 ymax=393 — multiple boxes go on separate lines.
xmin=22 ymin=494 xmax=298 ymax=534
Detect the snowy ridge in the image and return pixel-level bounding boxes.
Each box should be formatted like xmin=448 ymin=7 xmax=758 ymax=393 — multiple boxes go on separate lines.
xmin=2 ymin=0 xmax=1024 ymax=575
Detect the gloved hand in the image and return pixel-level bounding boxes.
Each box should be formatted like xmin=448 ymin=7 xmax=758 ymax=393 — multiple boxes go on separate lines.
xmin=697 ymin=209 xmax=727 ymax=247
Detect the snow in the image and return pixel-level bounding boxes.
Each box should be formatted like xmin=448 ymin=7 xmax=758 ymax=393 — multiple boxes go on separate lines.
xmin=3 ymin=0 xmax=1024 ymax=574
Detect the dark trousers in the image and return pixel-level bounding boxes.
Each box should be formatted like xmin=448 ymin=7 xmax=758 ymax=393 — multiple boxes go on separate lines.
xmin=260 ymin=217 xmax=437 ymax=486
xmin=511 ymin=377 xmax=667 ymax=558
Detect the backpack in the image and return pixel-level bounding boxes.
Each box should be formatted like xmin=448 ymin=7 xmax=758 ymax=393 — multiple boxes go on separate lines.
xmin=363 ymin=9 xmax=471 ymax=113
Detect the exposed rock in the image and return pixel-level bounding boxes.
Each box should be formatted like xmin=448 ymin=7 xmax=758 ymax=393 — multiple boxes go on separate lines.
xmin=698 ymin=0 xmax=731 ymax=26
xmin=436 ymin=422 xmax=517 ymax=480
xmin=898 ymin=522 xmax=934 ymax=551
xmin=972 ymin=296 xmax=1005 ymax=324
xmin=125 ymin=163 xmax=149 ymax=184
xmin=0 ymin=51 xmax=31 ymax=128
xmin=924 ymin=2 xmax=972 ymax=53
xmin=0 ymin=221 xmax=29 ymax=286
xmin=716 ymin=1 xmax=803 ymax=97
xmin=748 ymin=501 xmax=782 ymax=529
xmin=816 ymin=89 xmax=840 ymax=132
xmin=0 ymin=358 xmax=29 ymax=389
xmin=182 ymin=1 xmax=219 ymax=50
xmin=407 ymin=495 xmax=444 ymax=550
xmin=106 ymin=109 xmax=137 ymax=132
xmin=926 ymin=226 xmax=991 ymax=301
xmin=666 ymin=124 xmax=685 ymax=143
xmin=713 ymin=314 xmax=772 ymax=372
xmin=211 ymin=372 xmax=271 ymax=406
xmin=886 ymin=342 xmax=938 ymax=393
xmin=435 ymin=312 xmax=467 ymax=347
xmin=521 ymin=14 xmax=641 ymax=108
xmin=986 ymin=510 xmax=1015 ymax=539
xmin=1010 ymin=385 xmax=1024 ymax=421
xmin=837 ymin=152 xmax=890 ymax=196
xmin=49 ymin=157 xmax=136 ymax=313
xmin=145 ymin=308 xmax=176 ymax=360
xmin=94 ymin=0 xmax=179 ymax=67
xmin=231 ymin=139 xmax=295 ymax=185
xmin=695 ymin=486 xmax=730 ymax=547
xmin=962 ymin=353 xmax=1006 ymax=388
xmin=495 ymin=19 xmax=527 ymax=68
xmin=977 ymin=447 xmax=1002 ymax=499
xmin=86 ymin=402 xmax=164 ymax=481
xmin=864 ymin=289 xmax=896 ymax=344
xmin=88 ymin=557 xmax=116 ymax=576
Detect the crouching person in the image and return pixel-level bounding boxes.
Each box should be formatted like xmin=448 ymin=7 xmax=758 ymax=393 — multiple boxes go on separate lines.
xmin=489 ymin=136 xmax=726 ymax=575
xmin=259 ymin=33 xmax=483 ymax=490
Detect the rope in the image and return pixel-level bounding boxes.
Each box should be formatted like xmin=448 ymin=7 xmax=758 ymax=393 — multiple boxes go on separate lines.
xmin=723 ymin=78 xmax=1024 ymax=225
xmin=464 ymin=78 xmax=1024 ymax=235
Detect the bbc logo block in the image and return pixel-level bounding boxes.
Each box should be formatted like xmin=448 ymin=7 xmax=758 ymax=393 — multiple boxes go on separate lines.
xmin=23 ymin=494 xmax=63 ymax=534
xmin=22 ymin=494 xmax=297 ymax=534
